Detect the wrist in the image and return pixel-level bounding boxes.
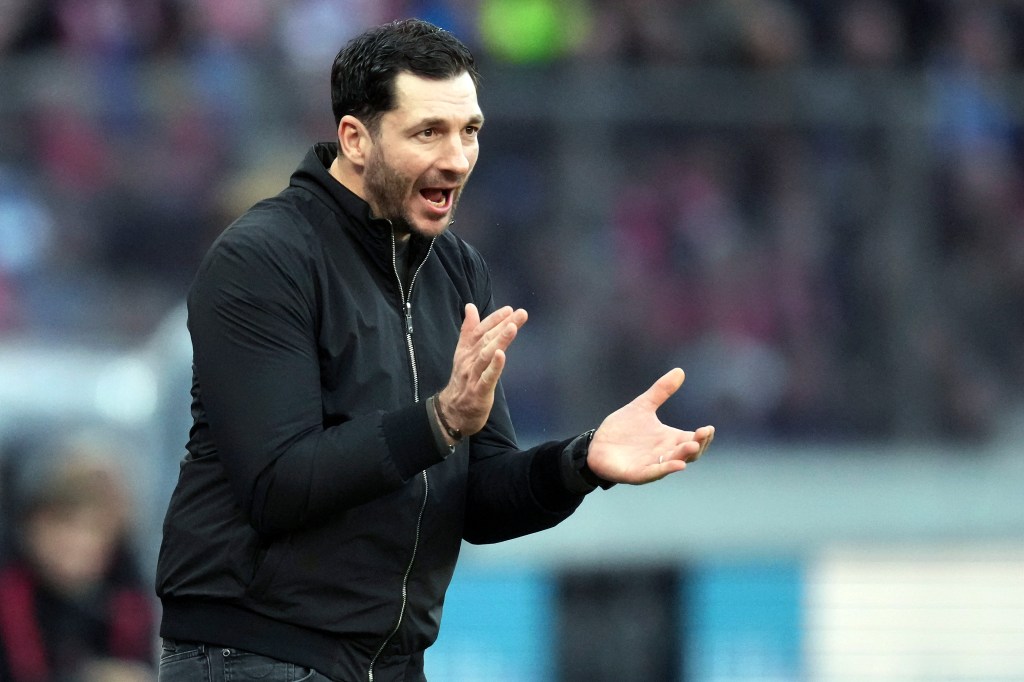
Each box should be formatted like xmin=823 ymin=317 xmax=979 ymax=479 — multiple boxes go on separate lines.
xmin=432 ymin=392 xmax=463 ymax=445
xmin=425 ymin=396 xmax=456 ymax=457
xmin=559 ymin=429 xmax=614 ymax=495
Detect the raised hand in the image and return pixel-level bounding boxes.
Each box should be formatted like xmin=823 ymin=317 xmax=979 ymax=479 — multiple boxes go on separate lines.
xmin=436 ymin=304 xmax=528 ymax=441
xmin=587 ymin=368 xmax=714 ymax=484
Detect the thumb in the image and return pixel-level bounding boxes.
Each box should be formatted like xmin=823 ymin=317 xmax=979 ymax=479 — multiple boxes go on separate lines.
xmin=640 ymin=368 xmax=686 ymax=410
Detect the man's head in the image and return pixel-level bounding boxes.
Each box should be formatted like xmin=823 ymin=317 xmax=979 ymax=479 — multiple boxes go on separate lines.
xmin=329 ymin=20 xmax=484 ymax=239
xmin=331 ymin=19 xmax=480 ymax=134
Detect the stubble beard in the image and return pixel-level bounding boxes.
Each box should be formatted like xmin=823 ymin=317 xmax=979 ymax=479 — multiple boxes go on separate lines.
xmin=363 ymin=145 xmax=464 ymax=239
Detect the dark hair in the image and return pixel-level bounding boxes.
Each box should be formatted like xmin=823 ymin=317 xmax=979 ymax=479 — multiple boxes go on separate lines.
xmin=330 ymin=19 xmax=480 ymax=133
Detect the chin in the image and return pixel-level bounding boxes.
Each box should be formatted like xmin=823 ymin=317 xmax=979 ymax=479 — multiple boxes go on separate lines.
xmin=408 ymin=217 xmax=453 ymax=239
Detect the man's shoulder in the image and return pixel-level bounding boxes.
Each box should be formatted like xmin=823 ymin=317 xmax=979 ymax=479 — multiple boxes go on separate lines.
xmin=434 ymin=228 xmax=485 ymax=264
xmin=432 ymin=228 xmax=491 ymax=287
xmin=214 ymin=191 xmax=324 ymax=254
xmin=194 ymin=194 xmax=326 ymax=285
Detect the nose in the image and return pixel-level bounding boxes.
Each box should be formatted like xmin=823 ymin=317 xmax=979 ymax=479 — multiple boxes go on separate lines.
xmin=438 ymin=135 xmax=472 ymax=176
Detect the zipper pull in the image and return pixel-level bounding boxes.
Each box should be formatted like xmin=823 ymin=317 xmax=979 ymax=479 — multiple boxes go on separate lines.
xmin=405 ymin=300 xmax=414 ymax=335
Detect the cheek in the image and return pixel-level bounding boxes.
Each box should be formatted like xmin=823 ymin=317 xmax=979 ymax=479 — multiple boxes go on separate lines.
xmin=466 ymin=143 xmax=480 ymax=168
xmin=390 ymin=147 xmax=428 ymax=173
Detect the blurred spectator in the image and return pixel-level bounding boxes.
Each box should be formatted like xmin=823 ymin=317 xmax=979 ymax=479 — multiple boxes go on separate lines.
xmin=1 ymin=0 xmax=1023 ymax=441
xmin=0 ymin=432 xmax=154 ymax=681
xmin=0 ymin=166 xmax=53 ymax=331
xmin=403 ymin=0 xmax=481 ymax=50
xmin=924 ymin=3 xmax=1024 ymax=437
xmin=31 ymin=104 xmax=112 ymax=197
xmin=832 ymin=0 xmax=907 ymax=68
xmin=928 ymin=3 xmax=1018 ymax=158
xmin=50 ymin=0 xmax=171 ymax=58
xmin=754 ymin=135 xmax=847 ymax=437
xmin=605 ymin=140 xmax=753 ymax=431
xmin=177 ymin=0 xmax=278 ymax=131
xmin=0 ymin=1 xmax=56 ymax=54
xmin=277 ymin=0 xmax=401 ymax=72
xmin=582 ymin=0 xmax=691 ymax=64
xmin=690 ymin=0 xmax=812 ymax=68
xmin=730 ymin=0 xmax=811 ymax=69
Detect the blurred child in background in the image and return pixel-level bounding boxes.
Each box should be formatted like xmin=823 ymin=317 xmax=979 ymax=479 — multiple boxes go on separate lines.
xmin=0 ymin=432 xmax=154 ymax=681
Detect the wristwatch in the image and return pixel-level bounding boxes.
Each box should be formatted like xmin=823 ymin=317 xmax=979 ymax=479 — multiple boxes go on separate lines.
xmin=560 ymin=429 xmax=614 ymax=495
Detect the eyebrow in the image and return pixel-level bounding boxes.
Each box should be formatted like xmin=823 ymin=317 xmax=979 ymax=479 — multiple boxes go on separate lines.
xmin=416 ymin=114 xmax=486 ymax=129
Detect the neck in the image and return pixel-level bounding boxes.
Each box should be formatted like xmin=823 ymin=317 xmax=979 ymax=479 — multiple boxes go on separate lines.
xmin=328 ymin=155 xmax=364 ymax=200
xmin=329 ymin=150 xmax=415 ymax=243
xmin=330 ymin=152 xmax=395 ymax=236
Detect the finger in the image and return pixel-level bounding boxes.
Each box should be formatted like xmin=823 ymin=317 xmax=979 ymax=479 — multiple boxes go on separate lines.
xmin=662 ymin=459 xmax=687 ymax=474
xmin=652 ymin=456 xmax=686 ymax=480
xmin=460 ymin=305 xmax=513 ymax=356
xmin=479 ymin=348 xmax=507 ymax=389
xmin=700 ymin=426 xmax=715 ymax=453
xmin=689 ymin=426 xmax=715 ymax=461
xmin=477 ymin=308 xmax=527 ymax=349
xmin=639 ymin=368 xmax=686 ymax=410
xmin=474 ymin=321 xmax=519 ymax=377
xmin=477 ymin=307 xmax=526 ymax=355
xmin=478 ymin=317 xmax=515 ymax=352
xmin=474 ymin=305 xmax=515 ymax=339
xmin=492 ymin=320 xmax=521 ymax=352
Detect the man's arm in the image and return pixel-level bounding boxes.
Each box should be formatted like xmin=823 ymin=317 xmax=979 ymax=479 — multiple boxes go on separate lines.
xmin=189 ymin=225 xmax=443 ymax=536
xmin=428 ymin=281 xmax=714 ymax=542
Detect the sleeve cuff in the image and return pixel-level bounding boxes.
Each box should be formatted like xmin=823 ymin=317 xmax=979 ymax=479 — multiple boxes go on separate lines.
xmin=382 ymin=402 xmax=451 ymax=481
xmin=559 ymin=429 xmax=616 ymax=495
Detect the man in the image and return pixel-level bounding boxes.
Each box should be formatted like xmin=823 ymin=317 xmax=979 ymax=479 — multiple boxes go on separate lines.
xmin=156 ymin=18 xmax=714 ymax=682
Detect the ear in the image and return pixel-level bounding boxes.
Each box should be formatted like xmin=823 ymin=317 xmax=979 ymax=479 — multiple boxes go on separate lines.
xmin=337 ymin=115 xmax=372 ymax=168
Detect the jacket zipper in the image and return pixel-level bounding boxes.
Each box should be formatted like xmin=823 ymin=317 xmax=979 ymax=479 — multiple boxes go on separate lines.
xmin=367 ymin=233 xmax=435 ymax=682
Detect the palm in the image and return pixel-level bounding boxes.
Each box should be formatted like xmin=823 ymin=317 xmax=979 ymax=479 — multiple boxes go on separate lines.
xmin=586 ymin=369 xmax=714 ymax=484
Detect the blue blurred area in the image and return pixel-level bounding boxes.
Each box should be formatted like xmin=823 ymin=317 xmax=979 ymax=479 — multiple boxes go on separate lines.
xmin=425 ymin=564 xmax=555 ymax=681
xmin=684 ymin=559 xmax=804 ymax=681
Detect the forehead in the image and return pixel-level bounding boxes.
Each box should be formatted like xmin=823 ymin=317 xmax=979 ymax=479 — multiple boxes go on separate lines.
xmin=388 ymin=71 xmax=482 ymax=124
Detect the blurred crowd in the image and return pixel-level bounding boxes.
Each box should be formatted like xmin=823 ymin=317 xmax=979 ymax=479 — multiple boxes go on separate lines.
xmin=1 ymin=0 xmax=1023 ymax=448
xmin=0 ymin=430 xmax=154 ymax=681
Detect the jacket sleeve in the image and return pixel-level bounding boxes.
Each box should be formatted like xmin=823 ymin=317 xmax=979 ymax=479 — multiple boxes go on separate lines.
xmin=462 ymin=391 xmax=586 ymax=545
xmin=188 ymin=216 xmax=444 ymax=537
xmin=453 ymin=241 xmax=588 ymax=544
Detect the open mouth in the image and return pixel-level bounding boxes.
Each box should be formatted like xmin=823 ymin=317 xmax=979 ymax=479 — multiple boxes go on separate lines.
xmin=420 ymin=187 xmax=453 ymax=210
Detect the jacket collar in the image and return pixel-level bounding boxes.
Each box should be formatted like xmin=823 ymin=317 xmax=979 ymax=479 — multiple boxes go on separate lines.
xmin=290 ymin=142 xmax=435 ymax=276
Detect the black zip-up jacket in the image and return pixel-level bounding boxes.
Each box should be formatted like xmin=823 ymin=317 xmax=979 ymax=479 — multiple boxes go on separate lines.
xmin=155 ymin=144 xmax=586 ymax=681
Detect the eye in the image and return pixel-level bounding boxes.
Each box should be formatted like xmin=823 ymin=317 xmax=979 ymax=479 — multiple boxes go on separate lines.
xmin=419 ymin=128 xmax=436 ymax=139
xmin=464 ymin=126 xmax=479 ymax=137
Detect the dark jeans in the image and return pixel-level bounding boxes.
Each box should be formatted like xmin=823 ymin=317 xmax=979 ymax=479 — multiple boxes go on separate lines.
xmin=158 ymin=640 xmax=335 ymax=681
